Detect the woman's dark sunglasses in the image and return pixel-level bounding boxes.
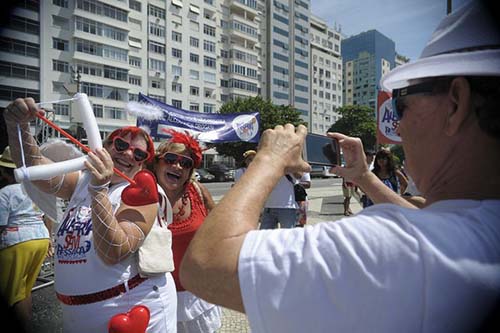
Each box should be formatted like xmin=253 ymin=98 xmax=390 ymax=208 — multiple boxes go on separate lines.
xmin=160 ymin=152 xmax=194 ymax=169
xmin=112 ymin=137 xmax=150 ymax=162
xmin=392 ymin=80 xmax=437 ymax=120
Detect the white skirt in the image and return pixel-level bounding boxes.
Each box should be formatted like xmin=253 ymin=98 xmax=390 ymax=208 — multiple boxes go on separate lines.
xmin=177 ymin=290 xmax=222 ymax=333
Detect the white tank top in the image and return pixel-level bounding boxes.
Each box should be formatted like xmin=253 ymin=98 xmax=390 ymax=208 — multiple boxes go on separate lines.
xmin=54 ymin=172 xmax=170 ymax=295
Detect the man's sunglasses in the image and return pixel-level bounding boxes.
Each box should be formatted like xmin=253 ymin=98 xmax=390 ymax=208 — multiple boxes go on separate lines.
xmin=160 ymin=152 xmax=194 ymax=169
xmin=112 ymin=137 xmax=150 ymax=162
xmin=392 ymin=80 xmax=437 ymax=120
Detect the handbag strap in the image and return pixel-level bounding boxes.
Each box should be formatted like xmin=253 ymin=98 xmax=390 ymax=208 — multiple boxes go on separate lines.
xmin=157 ymin=192 xmax=173 ymax=227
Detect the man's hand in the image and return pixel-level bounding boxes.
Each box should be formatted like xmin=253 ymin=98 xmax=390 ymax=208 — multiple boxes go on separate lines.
xmin=328 ymin=132 xmax=370 ymax=184
xmin=258 ymin=124 xmax=311 ymax=176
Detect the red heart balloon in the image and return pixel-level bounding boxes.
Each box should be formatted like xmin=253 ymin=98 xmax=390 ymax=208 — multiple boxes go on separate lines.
xmin=121 ymin=170 xmax=159 ymax=206
xmin=108 ymin=305 xmax=150 ymax=333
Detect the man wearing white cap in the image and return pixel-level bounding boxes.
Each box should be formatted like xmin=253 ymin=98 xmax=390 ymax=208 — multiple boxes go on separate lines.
xmin=180 ymin=1 xmax=500 ymax=332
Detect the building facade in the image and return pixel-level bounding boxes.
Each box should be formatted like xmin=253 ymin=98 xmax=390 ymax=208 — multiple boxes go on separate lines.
xmin=309 ymin=15 xmax=342 ymax=134
xmin=0 ymin=0 xmax=262 ymax=141
xmin=259 ymin=0 xmax=311 ymax=123
xmin=341 ymin=29 xmax=395 ymax=109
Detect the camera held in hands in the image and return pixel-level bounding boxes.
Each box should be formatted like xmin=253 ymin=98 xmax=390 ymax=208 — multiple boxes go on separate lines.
xmin=303 ymin=134 xmax=340 ymax=167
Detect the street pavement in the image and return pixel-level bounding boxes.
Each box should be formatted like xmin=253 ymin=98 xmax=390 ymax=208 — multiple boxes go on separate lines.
xmin=31 ymin=179 xmax=362 ymax=332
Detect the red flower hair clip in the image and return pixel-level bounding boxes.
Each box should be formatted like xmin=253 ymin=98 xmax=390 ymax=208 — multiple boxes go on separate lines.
xmin=164 ymin=129 xmax=202 ymax=168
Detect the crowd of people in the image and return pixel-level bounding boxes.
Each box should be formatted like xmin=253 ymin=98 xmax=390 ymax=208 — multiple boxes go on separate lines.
xmin=1 ymin=1 xmax=499 ymax=332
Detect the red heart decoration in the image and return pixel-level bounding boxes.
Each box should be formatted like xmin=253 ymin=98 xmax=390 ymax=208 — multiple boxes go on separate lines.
xmin=121 ymin=170 xmax=159 ymax=206
xmin=108 ymin=305 xmax=150 ymax=333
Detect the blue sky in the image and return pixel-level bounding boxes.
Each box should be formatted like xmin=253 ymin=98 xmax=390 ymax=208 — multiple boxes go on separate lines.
xmin=311 ymin=0 xmax=472 ymax=61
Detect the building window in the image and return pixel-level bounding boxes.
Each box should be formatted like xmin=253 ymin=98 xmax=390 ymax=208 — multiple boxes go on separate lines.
xmin=171 ymin=82 xmax=182 ymax=92
xmin=129 ymin=75 xmax=141 ymax=86
xmin=190 ymin=37 xmax=199 ymax=48
xmin=189 ymin=70 xmax=199 ymax=80
xmin=148 ymin=4 xmax=165 ymax=19
xmin=172 ymin=31 xmax=182 ymax=42
xmin=150 ymin=94 xmax=165 ymax=103
xmin=104 ymin=66 xmax=128 ymax=81
xmin=204 ymin=71 xmax=216 ymax=83
xmin=149 ymin=59 xmax=166 ymax=72
xmin=149 ymin=41 xmax=166 ymax=54
xmin=149 ymin=22 xmax=165 ymax=37
xmin=172 ymin=65 xmax=182 ymax=77
xmin=190 ymin=86 xmax=199 ymax=96
xmin=172 ymin=48 xmax=182 ymax=58
xmin=0 ymin=61 xmax=39 ymax=80
xmin=0 ymin=85 xmax=39 ymax=101
xmin=203 ymin=24 xmax=216 ymax=37
xmin=106 ymin=106 xmax=125 ymax=119
xmin=129 ymin=0 xmax=141 ymax=12
xmin=10 ymin=16 xmax=39 ymax=35
xmin=53 ymin=0 xmax=68 ymax=8
xmin=203 ymin=103 xmax=215 ymax=113
xmin=151 ymin=80 xmax=162 ymax=89
xmin=76 ymin=62 xmax=102 ymax=76
xmin=203 ymin=40 xmax=216 ymax=53
xmin=53 ymin=103 xmax=69 ymax=116
xmin=172 ymin=99 xmax=182 ymax=109
xmin=52 ymin=38 xmax=69 ymax=51
xmin=52 ymin=60 xmax=69 ymax=73
xmin=93 ymin=104 xmax=103 ymax=118
xmin=0 ymin=37 xmax=38 ymax=58
xmin=129 ymin=56 xmax=141 ymax=68
xmin=190 ymin=53 xmax=199 ymax=63
xmin=190 ymin=103 xmax=199 ymax=112
xmin=203 ymin=56 xmax=216 ymax=68
xmin=273 ymin=91 xmax=288 ymax=99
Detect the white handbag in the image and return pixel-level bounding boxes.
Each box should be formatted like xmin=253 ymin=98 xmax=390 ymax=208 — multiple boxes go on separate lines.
xmin=137 ymin=192 xmax=174 ymax=277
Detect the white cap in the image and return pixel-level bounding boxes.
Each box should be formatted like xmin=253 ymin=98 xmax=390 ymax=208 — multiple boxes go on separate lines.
xmin=381 ymin=1 xmax=500 ymax=90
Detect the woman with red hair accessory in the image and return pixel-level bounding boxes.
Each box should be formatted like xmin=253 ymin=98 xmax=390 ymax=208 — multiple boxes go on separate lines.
xmin=3 ymin=97 xmax=177 ymax=332
xmin=153 ymin=129 xmax=222 ymax=333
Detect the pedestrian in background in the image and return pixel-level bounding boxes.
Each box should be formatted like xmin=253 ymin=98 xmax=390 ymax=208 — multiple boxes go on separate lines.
xmin=364 ymin=149 xmax=408 ymax=207
xmin=294 ymin=172 xmax=310 ymax=227
xmin=180 ymin=2 xmax=500 ymax=332
xmin=234 ymin=150 xmax=256 ymax=183
xmin=0 ymin=146 xmax=49 ymax=333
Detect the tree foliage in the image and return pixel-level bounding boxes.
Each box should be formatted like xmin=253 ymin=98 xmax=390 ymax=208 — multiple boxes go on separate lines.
xmin=328 ymin=105 xmax=377 ymax=151
xmin=213 ymin=97 xmax=305 ymax=163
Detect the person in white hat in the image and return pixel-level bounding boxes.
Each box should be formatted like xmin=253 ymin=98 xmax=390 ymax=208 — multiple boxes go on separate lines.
xmin=0 ymin=146 xmax=50 ymax=332
xmin=179 ymin=1 xmax=500 ymax=332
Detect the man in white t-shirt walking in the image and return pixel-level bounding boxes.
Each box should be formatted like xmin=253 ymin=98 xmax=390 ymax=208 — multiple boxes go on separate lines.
xmin=260 ymin=175 xmax=298 ymax=229
xmin=181 ymin=2 xmax=500 ymax=332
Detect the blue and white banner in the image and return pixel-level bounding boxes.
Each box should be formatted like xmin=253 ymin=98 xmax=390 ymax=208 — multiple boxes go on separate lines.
xmin=135 ymin=93 xmax=260 ymax=143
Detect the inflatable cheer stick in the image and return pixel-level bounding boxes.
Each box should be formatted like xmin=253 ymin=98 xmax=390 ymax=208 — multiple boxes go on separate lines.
xmin=14 ymin=93 xmax=134 ymax=185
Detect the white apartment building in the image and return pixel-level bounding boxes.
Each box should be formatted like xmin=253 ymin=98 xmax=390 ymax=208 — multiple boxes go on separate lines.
xmin=0 ymin=0 xmax=260 ymax=142
xmin=259 ymin=0 xmax=311 ymax=123
xmin=219 ymin=0 xmax=261 ymax=103
xmin=309 ymin=15 xmax=342 ymax=134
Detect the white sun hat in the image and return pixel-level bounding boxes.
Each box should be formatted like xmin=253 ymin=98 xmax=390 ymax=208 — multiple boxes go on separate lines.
xmin=381 ymin=1 xmax=500 ymax=91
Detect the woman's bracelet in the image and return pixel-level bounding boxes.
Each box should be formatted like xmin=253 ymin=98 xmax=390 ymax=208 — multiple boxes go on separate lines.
xmin=88 ymin=181 xmax=110 ymax=193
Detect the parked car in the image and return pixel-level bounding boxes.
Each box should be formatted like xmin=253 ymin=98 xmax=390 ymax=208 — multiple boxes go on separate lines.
xmin=207 ymin=164 xmax=235 ymax=182
xmin=195 ymin=168 xmax=215 ymax=183
xmin=310 ymin=165 xmax=337 ymax=178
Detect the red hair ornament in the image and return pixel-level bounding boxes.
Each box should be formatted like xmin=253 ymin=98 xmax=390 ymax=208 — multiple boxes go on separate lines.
xmin=163 ymin=129 xmax=202 ymax=168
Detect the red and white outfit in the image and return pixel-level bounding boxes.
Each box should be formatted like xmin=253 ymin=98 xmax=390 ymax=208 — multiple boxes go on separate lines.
xmin=169 ymin=182 xmax=221 ymax=333
xmin=54 ymin=172 xmax=177 ymax=333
